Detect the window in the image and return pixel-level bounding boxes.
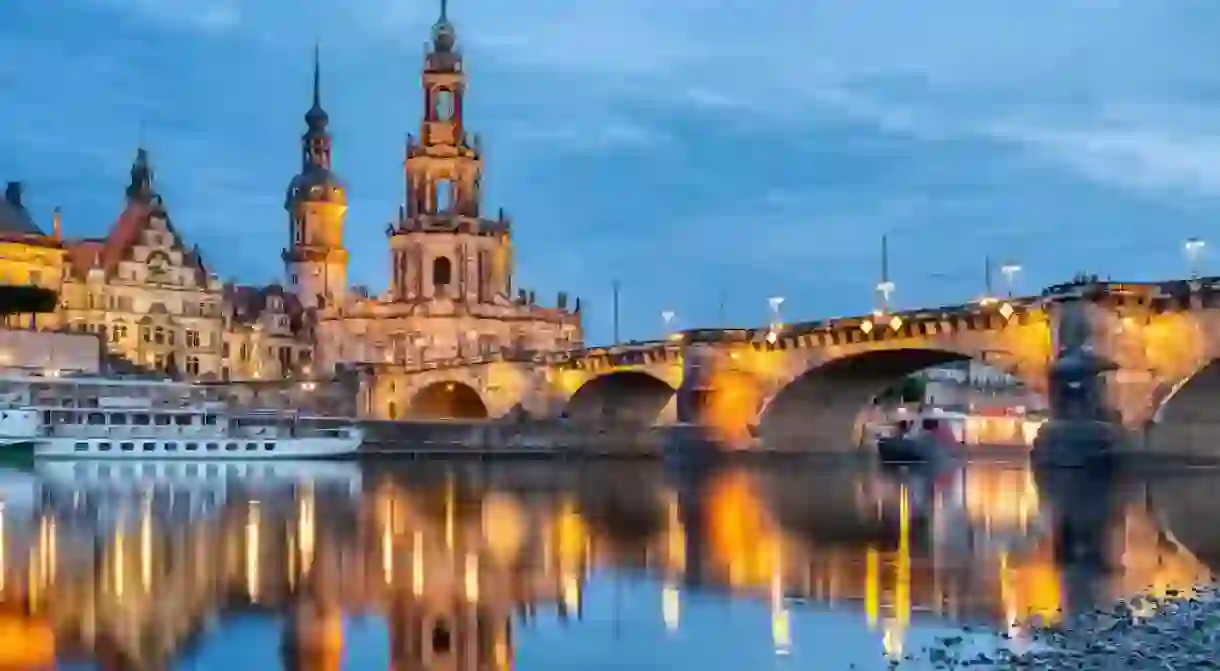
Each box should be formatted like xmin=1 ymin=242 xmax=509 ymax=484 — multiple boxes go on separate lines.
xmin=120 ymin=442 xmax=135 ymax=451
xmin=203 ymin=415 xmax=217 ymax=426
xmin=291 ymin=273 xmax=298 ymax=286
xmin=434 ymin=88 xmax=454 ymax=120
xmin=155 ymin=415 xmax=171 ymax=426
xmin=153 ymin=327 xmax=165 ymax=345
xmin=265 ymin=442 xmax=276 ymax=451
xmin=142 ymin=326 xmax=151 ymax=343
xmin=206 ymin=442 xmax=219 ymax=451
xmin=246 ymin=442 xmax=257 ymax=451
xmin=174 ymin=415 xmax=191 ymax=426
xmin=99 ymin=442 xmax=112 ymax=451
xmin=132 ymin=413 xmax=150 ymax=425
xmin=142 ymin=442 xmax=156 ymax=451
xmin=226 ymin=442 xmax=238 ymax=451
xmin=435 ymin=179 xmax=454 ymax=212
xmin=432 ymin=256 xmax=452 ymax=290
xmin=186 ymin=329 xmax=200 ymax=348
xmin=109 ymin=413 xmax=127 ymax=425
xmin=186 ymin=442 xmax=198 ymax=451
xmin=222 ymin=342 xmax=230 ymax=358
xmin=75 ymin=442 xmax=89 ymax=452
xmin=165 ymin=442 xmax=177 ymax=451
xmin=112 ymin=324 xmax=128 ymax=342
xmin=186 ymin=356 xmax=200 ymax=376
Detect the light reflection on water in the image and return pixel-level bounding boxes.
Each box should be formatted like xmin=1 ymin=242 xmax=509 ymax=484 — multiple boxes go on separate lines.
xmin=0 ymin=458 xmax=1214 ymax=670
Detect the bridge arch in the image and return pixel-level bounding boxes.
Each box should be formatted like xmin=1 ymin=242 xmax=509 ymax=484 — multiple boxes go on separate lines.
xmin=564 ymin=371 xmax=676 ymax=427
xmin=756 ymin=347 xmax=1032 ymax=450
xmin=408 ymin=380 xmax=489 ymax=420
xmin=1150 ymin=358 xmax=1220 ymax=425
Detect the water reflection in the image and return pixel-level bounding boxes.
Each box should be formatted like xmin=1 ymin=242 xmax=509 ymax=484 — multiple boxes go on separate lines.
xmin=0 ymin=458 xmax=1214 ymax=669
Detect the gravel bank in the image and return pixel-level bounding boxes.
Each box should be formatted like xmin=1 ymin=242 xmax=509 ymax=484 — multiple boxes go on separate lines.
xmin=900 ymin=586 xmax=1220 ymax=669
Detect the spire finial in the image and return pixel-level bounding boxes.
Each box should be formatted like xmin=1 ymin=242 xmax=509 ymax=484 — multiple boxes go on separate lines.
xmin=312 ymin=40 xmax=321 ymax=109
xmin=440 ymin=0 xmax=448 ymax=22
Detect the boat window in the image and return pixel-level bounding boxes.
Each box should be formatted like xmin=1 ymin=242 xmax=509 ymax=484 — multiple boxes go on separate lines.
xmin=203 ymin=414 xmax=218 ymax=425
xmin=42 ymin=410 xmax=51 ymax=424
xmin=143 ymin=442 xmax=156 ymax=451
xmin=74 ymin=442 xmax=89 ymax=451
xmin=186 ymin=442 xmax=198 ymax=451
xmin=226 ymin=442 xmax=238 ymax=451
xmin=207 ymin=443 xmax=219 ymax=451
xmin=87 ymin=412 xmax=106 ymax=425
xmin=110 ymin=413 xmax=127 ymax=425
xmin=155 ymin=414 xmax=172 ymax=426
xmin=132 ymin=413 xmax=151 ymax=425
xmin=246 ymin=442 xmax=257 ymax=450
xmin=165 ymin=442 xmax=177 ymax=451
xmin=174 ymin=414 xmax=192 ymax=426
xmin=120 ymin=442 xmax=135 ymax=451
xmin=99 ymin=442 xmax=112 ymax=451
xmin=265 ymin=442 xmax=275 ymax=451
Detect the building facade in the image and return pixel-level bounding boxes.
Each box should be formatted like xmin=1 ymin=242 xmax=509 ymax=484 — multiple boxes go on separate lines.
xmin=306 ymin=5 xmax=582 ymax=418
xmin=0 ymin=1 xmax=581 ymax=413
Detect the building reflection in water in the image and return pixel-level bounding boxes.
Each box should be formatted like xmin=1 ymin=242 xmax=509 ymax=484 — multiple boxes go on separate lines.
xmin=0 ymin=458 xmax=1214 ymax=669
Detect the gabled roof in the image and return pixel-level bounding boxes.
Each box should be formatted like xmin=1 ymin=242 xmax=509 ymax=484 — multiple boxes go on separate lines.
xmin=224 ymin=283 xmax=310 ymax=334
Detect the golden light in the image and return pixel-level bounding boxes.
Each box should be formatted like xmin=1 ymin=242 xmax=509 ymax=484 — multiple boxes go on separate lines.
xmin=445 ymin=382 xmax=456 ymax=392
xmin=412 ymin=530 xmax=424 ymax=597
xmin=860 ymin=320 xmax=874 ymax=334
xmin=765 ymin=330 xmax=778 ymax=344
xmin=999 ymin=302 xmax=1015 ymax=320
xmin=0 ymin=503 xmax=5 ymax=592
xmin=888 ymin=315 xmax=903 ymax=331
xmin=482 ymin=494 xmax=525 ymax=565
xmin=464 ymin=553 xmax=480 ymax=603
xmin=246 ymin=501 xmax=262 ymax=603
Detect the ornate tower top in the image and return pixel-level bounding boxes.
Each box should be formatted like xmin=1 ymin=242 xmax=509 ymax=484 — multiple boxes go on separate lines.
xmin=432 ymin=0 xmax=456 ymax=53
xmin=126 ymin=147 xmax=157 ymax=204
xmin=286 ymin=43 xmax=345 ymax=209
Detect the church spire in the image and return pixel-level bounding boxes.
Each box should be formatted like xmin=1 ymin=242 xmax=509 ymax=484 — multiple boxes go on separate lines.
xmin=432 ymin=0 xmax=456 ymax=52
xmin=126 ymin=146 xmax=157 ymax=203
xmin=304 ymin=42 xmax=328 ymax=132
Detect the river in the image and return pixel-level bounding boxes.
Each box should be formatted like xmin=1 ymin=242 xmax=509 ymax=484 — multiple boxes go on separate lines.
xmin=0 ymin=457 xmax=1214 ymax=669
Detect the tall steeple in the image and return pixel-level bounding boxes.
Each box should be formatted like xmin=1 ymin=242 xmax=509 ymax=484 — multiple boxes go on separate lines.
xmin=126 ymin=147 xmax=157 ymax=203
xmin=283 ymin=42 xmax=348 ymax=310
xmin=301 ymin=43 xmax=332 ymax=171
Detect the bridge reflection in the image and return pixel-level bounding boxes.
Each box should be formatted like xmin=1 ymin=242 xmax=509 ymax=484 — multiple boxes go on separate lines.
xmin=0 ymin=459 xmax=1214 ymax=668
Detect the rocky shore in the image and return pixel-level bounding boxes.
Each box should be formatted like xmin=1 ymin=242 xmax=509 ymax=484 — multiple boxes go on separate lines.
xmin=901 ymin=585 xmax=1220 ymax=669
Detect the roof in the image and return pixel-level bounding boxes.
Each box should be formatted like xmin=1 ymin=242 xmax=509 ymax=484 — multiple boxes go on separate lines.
xmin=0 ymin=182 xmax=47 ymax=236
xmin=225 ymin=283 xmax=310 ymax=333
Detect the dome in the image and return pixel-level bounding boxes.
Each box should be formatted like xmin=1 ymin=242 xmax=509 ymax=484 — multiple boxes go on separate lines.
xmin=285 ymin=166 xmax=345 ymax=208
xmin=432 ymin=20 xmax=456 ymax=52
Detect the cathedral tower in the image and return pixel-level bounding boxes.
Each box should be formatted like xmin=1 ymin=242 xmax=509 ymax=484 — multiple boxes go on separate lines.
xmin=283 ymin=45 xmax=348 ymax=309
xmin=389 ymin=0 xmax=513 ymax=304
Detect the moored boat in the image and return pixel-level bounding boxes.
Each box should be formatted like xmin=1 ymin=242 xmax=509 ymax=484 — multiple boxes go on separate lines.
xmin=0 ymin=372 xmax=363 ymax=460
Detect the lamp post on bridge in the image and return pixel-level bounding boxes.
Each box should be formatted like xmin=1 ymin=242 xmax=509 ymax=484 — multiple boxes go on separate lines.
xmin=661 ymin=310 xmax=676 ymax=339
xmin=875 ymin=234 xmax=895 ymax=314
xmin=767 ymin=296 xmax=785 ymax=344
xmin=1184 ymin=238 xmax=1206 ymax=279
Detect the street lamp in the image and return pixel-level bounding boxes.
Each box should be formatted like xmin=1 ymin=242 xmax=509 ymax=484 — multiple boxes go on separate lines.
xmin=661 ymin=310 xmax=675 ymax=338
xmin=1000 ymin=262 xmax=1022 ymax=297
xmin=1184 ymin=238 xmax=1206 ymax=279
xmin=875 ymin=280 xmax=895 ymax=314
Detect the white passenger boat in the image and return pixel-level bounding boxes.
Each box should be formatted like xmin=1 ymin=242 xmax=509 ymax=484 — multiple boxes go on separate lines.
xmin=0 ymin=372 xmax=364 ymax=460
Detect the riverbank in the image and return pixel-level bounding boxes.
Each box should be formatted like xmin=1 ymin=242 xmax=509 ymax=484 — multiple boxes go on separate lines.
xmin=905 ymin=584 xmax=1220 ymax=669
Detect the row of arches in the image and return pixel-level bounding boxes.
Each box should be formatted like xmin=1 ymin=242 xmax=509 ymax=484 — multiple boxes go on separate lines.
xmin=393 ymin=349 xmax=1220 ymax=446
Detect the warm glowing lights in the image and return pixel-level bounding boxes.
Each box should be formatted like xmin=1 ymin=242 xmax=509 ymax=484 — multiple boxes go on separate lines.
xmin=412 ymin=530 xmax=425 ymax=597
xmin=445 ymin=477 xmax=456 ymax=550
xmin=859 ymin=319 xmax=874 ymax=334
xmin=464 ymin=552 xmax=480 ymax=603
xmin=246 ymin=501 xmax=262 ymax=603
xmin=662 ymin=583 xmax=681 ymax=632
xmin=298 ymin=486 xmax=317 ymax=576
xmin=483 ymin=494 xmax=525 ymax=565
xmin=0 ymin=503 xmax=5 ymax=593
xmin=140 ymin=499 xmax=153 ymax=592
xmin=771 ymin=607 xmax=792 ymax=656
xmin=864 ymin=546 xmax=879 ymax=627
xmin=999 ymin=302 xmax=1014 ymax=320
xmin=381 ymin=517 xmax=394 ymax=584
xmin=562 ymin=573 xmax=581 ymax=614
xmin=888 ymin=314 xmax=903 ymax=331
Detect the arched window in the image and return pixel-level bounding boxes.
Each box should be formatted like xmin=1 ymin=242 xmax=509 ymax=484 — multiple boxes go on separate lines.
xmin=434 ymin=89 xmax=454 ymax=121
xmin=432 ymin=256 xmax=452 ymax=292
xmin=435 ymin=179 xmax=454 ymax=212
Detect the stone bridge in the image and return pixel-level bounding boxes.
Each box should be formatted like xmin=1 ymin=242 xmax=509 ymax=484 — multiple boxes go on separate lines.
xmin=353 ymin=278 xmax=1220 ymax=457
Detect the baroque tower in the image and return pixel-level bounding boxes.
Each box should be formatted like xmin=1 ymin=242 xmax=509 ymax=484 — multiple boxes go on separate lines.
xmin=283 ymin=45 xmax=348 ymax=310
xmin=389 ymin=0 xmax=514 ymax=304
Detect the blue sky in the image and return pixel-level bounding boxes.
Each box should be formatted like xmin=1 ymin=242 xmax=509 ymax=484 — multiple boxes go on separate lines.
xmin=3 ymin=0 xmax=1220 ymax=344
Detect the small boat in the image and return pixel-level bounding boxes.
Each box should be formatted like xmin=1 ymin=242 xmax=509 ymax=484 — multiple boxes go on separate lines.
xmin=877 ymin=415 xmax=962 ymax=464
xmin=0 ymin=372 xmax=363 ymax=460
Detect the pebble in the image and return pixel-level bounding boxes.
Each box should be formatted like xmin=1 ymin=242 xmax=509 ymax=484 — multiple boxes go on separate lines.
xmin=901 ymin=584 xmax=1220 ymax=670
